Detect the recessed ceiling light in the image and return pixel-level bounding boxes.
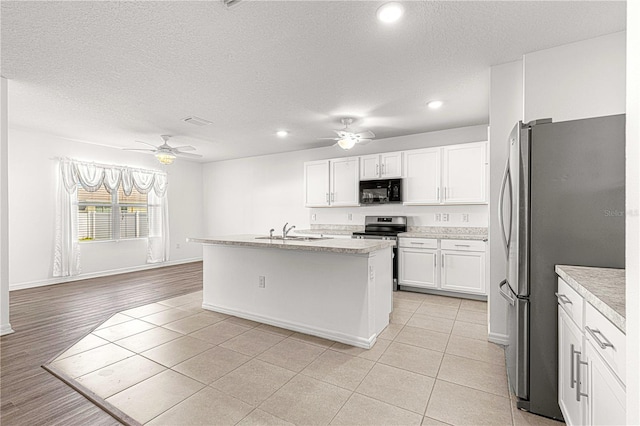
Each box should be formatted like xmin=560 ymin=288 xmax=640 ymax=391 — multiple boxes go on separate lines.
xmin=276 ymin=130 xmax=288 ymax=137
xmin=427 ymin=100 xmax=444 ymax=109
xmin=377 ymin=2 xmax=404 ymax=24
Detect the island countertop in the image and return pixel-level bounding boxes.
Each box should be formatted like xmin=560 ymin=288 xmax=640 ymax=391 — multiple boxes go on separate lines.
xmin=556 ymin=264 xmax=625 ymax=332
xmin=188 ymin=235 xmax=396 ymax=254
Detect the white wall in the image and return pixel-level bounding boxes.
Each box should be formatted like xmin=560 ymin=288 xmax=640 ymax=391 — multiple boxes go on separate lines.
xmin=524 ymin=32 xmax=626 ymax=123
xmin=8 ymin=128 xmax=203 ymax=290
xmin=0 ymin=77 xmax=12 ymax=335
xmin=625 ymin=2 xmax=640 ymax=423
xmin=203 ymin=125 xmax=489 ymax=236
xmin=488 ymin=60 xmax=523 ymax=343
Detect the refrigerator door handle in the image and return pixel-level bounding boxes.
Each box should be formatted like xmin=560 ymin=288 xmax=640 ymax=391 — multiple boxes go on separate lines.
xmin=498 ymin=157 xmax=512 ymax=255
xmin=499 ymin=279 xmax=515 ymax=306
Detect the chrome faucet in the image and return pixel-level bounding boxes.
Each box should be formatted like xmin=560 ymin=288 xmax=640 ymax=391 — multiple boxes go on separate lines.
xmin=269 ymin=228 xmax=275 ymax=238
xmin=283 ymin=222 xmax=296 ymax=238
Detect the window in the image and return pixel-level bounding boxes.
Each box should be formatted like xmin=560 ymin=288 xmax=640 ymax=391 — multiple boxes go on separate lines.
xmin=77 ymin=185 xmax=148 ymax=241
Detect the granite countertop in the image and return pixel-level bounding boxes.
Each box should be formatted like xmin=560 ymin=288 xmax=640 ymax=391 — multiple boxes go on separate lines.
xmin=188 ymin=235 xmax=395 ymax=254
xmin=294 ymin=228 xmax=356 ymax=236
xmin=399 ymin=226 xmax=488 ymax=241
xmin=556 ymin=265 xmax=626 ymax=333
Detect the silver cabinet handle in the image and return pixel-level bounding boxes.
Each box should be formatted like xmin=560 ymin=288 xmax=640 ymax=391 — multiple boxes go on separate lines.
xmin=331 ymin=192 xmax=335 ymax=202
xmin=376 ymin=164 xmax=379 ymax=176
xmin=437 ymin=187 xmax=440 ymax=201
xmin=570 ymin=343 xmax=577 ymax=389
xmin=433 ymin=255 xmax=436 ymax=267
xmin=454 ymin=244 xmax=471 ymax=247
xmin=326 ymin=193 xmax=329 ymax=203
xmin=576 ymin=351 xmax=588 ymax=402
xmin=410 ymin=242 xmax=425 ymax=245
xmin=441 ymin=254 xmax=444 ymax=268
xmin=585 ymin=326 xmax=614 ymax=350
xmin=382 ymin=163 xmax=385 ymax=176
xmin=443 ymin=187 xmax=447 ymax=201
xmin=555 ymin=292 xmax=573 ymax=305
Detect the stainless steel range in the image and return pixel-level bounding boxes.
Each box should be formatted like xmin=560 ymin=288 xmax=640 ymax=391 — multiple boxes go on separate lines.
xmin=352 ymin=216 xmax=407 ymax=290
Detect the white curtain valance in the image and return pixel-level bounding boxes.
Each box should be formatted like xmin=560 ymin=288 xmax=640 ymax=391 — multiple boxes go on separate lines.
xmin=59 ymin=158 xmax=168 ymax=197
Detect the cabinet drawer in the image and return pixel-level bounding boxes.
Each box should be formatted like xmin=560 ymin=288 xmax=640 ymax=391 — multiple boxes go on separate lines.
xmin=585 ymin=303 xmax=626 ymax=384
xmin=440 ymin=239 xmax=485 ymax=252
xmin=398 ymin=238 xmax=437 ymax=249
xmin=556 ymin=278 xmax=584 ymax=329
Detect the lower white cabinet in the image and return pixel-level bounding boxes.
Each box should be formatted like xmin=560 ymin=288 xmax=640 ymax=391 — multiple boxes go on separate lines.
xmin=399 ymin=238 xmax=486 ymax=296
xmin=556 ymin=277 xmax=626 ymax=426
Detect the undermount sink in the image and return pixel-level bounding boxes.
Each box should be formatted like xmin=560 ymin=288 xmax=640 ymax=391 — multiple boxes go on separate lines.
xmin=255 ymin=236 xmax=331 ymax=241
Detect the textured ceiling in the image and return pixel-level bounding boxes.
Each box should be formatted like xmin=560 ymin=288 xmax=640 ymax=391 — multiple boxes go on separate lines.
xmin=1 ymin=1 xmax=626 ymax=162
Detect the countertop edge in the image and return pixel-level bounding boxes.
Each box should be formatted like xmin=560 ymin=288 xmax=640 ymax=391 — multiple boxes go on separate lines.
xmin=398 ymin=232 xmax=488 ymax=241
xmin=187 ymin=236 xmax=395 ymax=255
xmin=555 ymin=265 xmax=625 ymax=333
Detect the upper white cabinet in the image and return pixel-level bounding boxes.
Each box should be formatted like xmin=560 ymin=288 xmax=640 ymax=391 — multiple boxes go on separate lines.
xmin=404 ymin=142 xmax=487 ymax=205
xmin=304 ymin=158 xmax=359 ymax=207
xmin=360 ymin=152 xmax=403 ymax=180
xmin=403 ymin=148 xmax=441 ymax=204
xmin=442 ymin=142 xmax=487 ymax=204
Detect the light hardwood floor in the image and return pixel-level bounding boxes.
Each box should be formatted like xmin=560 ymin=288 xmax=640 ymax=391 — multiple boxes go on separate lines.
xmin=0 ymin=262 xmax=203 ymax=426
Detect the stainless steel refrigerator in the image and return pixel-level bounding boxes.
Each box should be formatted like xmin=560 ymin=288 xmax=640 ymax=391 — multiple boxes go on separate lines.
xmin=498 ymin=115 xmax=625 ymax=420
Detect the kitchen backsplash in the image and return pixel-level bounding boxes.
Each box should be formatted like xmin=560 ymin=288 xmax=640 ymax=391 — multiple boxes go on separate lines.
xmin=309 ymin=204 xmax=488 ymax=228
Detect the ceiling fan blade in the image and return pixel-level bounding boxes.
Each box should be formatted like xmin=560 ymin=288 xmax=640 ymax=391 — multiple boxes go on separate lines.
xmin=355 ymin=130 xmax=375 ymax=139
xmin=174 ymin=151 xmax=203 ymax=159
xmin=170 ymin=145 xmax=196 ymax=151
xmin=357 ymin=139 xmax=373 ymax=145
xmin=333 ymin=130 xmax=345 ymax=136
xmin=319 ymin=137 xmax=339 ymax=140
xmin=135 ymin=140 xmax=159 ymax=148
xmin=123 ymin=148 xmax=157 ymax=152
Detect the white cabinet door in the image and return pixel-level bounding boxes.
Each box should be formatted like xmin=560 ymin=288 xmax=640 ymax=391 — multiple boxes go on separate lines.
xmin=304 ymin=160 xmax=330 ymax=207
xmin=360 ymin=155 xmax=380 ymax=180
xmin=330 ymin=157 xmax=360 ymax=206
xmin=403 ymin=148 xmax=441 ymax=205
xmin=558 ymin=308 xmax=585 ymax=426
xmin=442 ymin=142 xmax=487 ymax=204
xmin=398 ymin=247 xmax=438 ymax=289
xmin=584 ymin=338 xmax=626 ymax=426
xmin=440 ymin=250 xmax=486 ymax=294
xmin=380 ymin=152 xmax=402 ymax=178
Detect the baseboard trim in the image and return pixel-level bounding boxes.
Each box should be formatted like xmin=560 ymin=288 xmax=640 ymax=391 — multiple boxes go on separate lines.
xmin=0 ymin=323 xmax=14 ymax=336
xmin=9 ymin=258 xmax=203 ymax=291
xmin=488 ymin=331 xmax=509 ymax=346
xmin=202 ymin=302 xmax=376 ymax=349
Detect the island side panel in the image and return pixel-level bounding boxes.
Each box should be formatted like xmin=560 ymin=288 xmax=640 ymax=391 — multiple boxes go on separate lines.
xmin=201 ymin=244 xmax=391 ymax=348
xmin=368 ymin=246 xmax=393 ymax=336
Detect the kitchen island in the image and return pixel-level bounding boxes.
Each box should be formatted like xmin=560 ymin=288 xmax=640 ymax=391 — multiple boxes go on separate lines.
xmin=188 ymin=235 xmax=395 ymax=348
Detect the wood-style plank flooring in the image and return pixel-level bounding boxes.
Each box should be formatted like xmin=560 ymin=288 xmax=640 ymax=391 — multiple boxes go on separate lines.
xmin=0 ymin=262 xmax=203 ymax=426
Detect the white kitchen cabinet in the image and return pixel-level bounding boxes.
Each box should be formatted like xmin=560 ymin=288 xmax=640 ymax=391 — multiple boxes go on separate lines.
xmin=558 ymin=307 xmax=585 ymax=426
xmin=440 ymin=240 xmax=486 ymax=295
xmin=403 ymin=148 xmax=441 ymax=204
xmin=584 ymin=337 xmax=626 ymax=426
xmin=398 ymin=238 xmax=438 ymax=289
xmin=442 ymin=142 xmax=487 ymax=204
xmin=360 ymin=152 xmax=403 ymax=180
xmin=303 ymin=158 xmax=359 ymax=207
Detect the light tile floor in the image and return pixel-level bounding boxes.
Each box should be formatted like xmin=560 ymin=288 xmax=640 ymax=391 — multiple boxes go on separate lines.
xmin=45 ymin=290 xmax=562 ymax=426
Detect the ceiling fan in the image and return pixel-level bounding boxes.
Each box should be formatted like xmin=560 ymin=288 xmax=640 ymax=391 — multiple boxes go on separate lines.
xmin=124 ymin=135 xmax=202 ymax=165
xmin=321 ymin=118 xmax=376 ymax=150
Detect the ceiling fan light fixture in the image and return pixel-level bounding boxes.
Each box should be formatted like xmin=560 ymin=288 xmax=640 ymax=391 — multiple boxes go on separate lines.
xmin=276 ymin=130 xmax=288 ymax=137
xmin=156 ymin=152 xmax=176 ymax=165
xmin=338 ymin=138 xmax=356 ymax=150
xmin=377 ymin=2 xmax=404 ymax=23
xmin=427 ymin=100 xmax=444 ymax=109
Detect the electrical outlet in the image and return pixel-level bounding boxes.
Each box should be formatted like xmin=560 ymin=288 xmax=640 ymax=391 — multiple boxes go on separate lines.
xmin=435 ymin=213 xmax=441 ymax=222
xmin=442 ymin=213 xmax=449 ymax=222
xmin=175 ymin=243 xmax=181 ymax=249
xmin=258 ymin=276 xmax=265 ymax=288
xmin=348 ymin=213 xmax=353 ymax=221
xmin=462 ymin=213 xmax=470 ymax=223
xmin=312 ymin=214 xmax=317 ymax=221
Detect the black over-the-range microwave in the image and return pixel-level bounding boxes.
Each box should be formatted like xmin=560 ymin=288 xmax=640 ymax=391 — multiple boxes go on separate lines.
xmin=359 ymin=179 xmax=402 ymax=204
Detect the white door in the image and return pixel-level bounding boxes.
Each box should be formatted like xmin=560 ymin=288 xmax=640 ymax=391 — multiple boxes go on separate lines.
xmin=330 ymin=157 xmax=360 ymax=206
xmin=584 ymin=338 xmax=626 ymax=426
xmin=398 ymin=248 xmax=438 ymax=289
xmin=380 ymin=152 xmax=403 ymax=178
xmin=442 ymin=142 xmax=487 ymax=204
xmin=403 ymin=148 xmax=441 ymax=204
xmin=303 ymin=160 xmax=330 ymax=207
xmin=440 ymin=250 xmax=486 ymax=294
xmin=360 ymin=155 xmax=380 ymax=180
xmin=558 ymin=308 xmax=584 ymax=426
